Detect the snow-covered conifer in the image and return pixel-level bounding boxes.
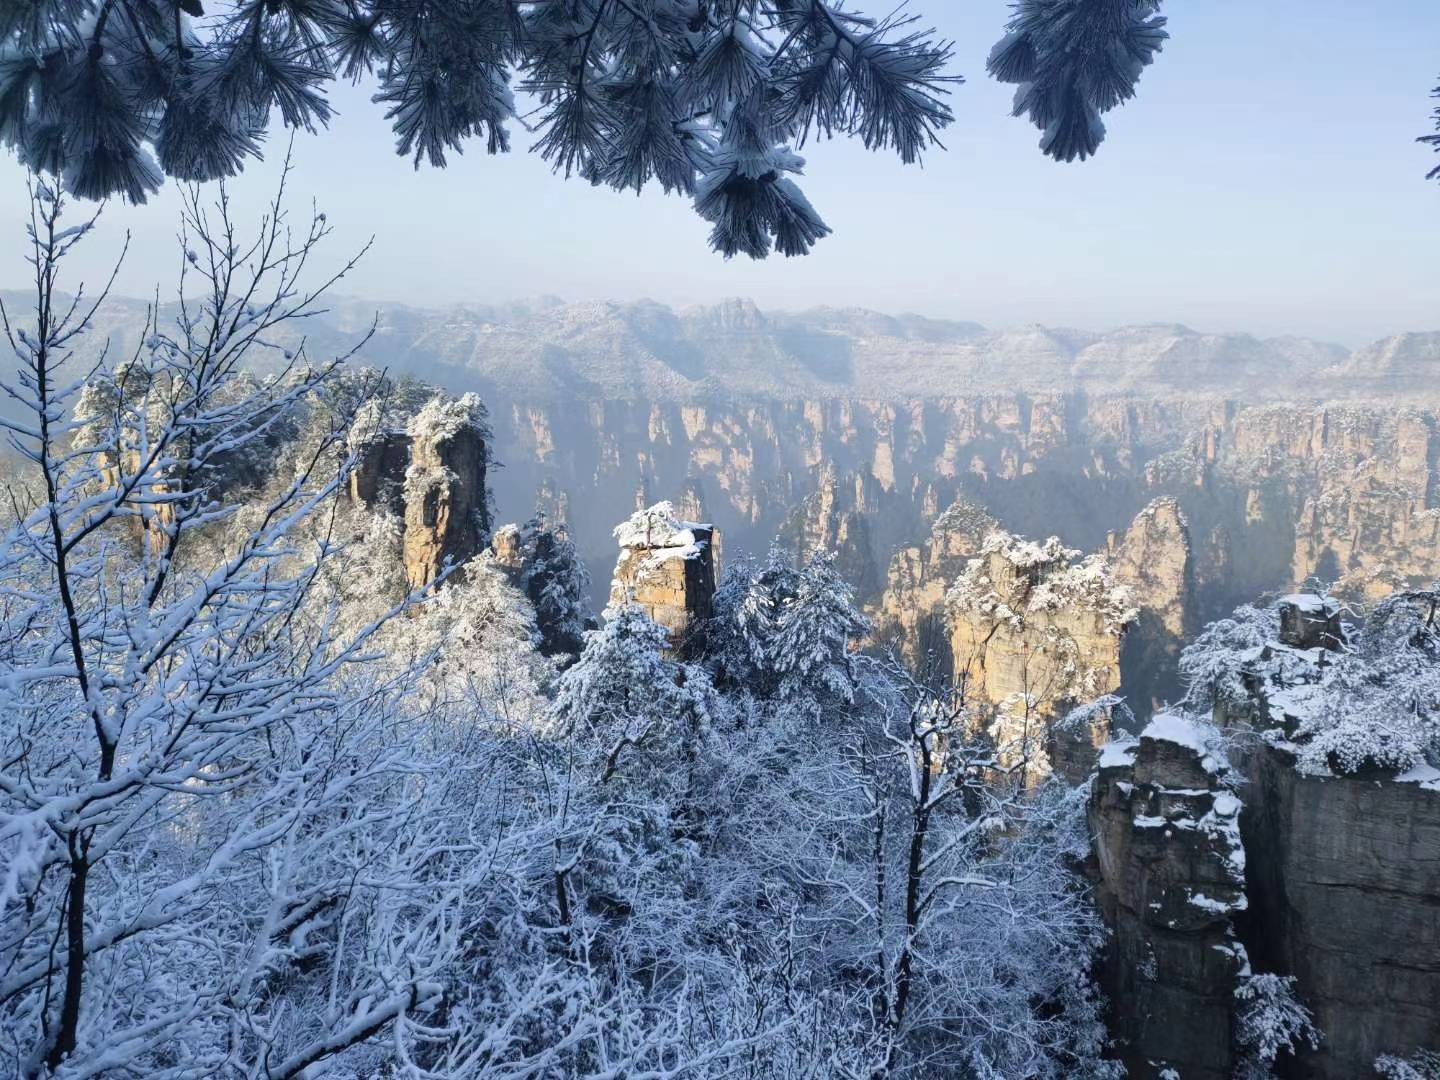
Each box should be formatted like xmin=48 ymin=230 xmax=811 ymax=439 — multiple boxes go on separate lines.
xmin=706 ymin=547 xmax=868 ymax=704
xmin=520 ymin=514 xmax=594 ymax=660
xmin=1233 ymin=972 xmax=1322 ymax=1079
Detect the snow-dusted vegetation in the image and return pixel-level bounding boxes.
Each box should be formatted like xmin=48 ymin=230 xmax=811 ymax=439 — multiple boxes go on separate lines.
xmin=0 ymin=164 xmax=1129 ymax=1080
xmin=1180 ymin=591 xmax=1440 ymax=777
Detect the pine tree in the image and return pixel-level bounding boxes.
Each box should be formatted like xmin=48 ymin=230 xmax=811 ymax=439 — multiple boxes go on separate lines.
xmin=520 ymin=514 xmax=594 ymax=660
xmin=706 ymin=547 xmax=868 ymax=705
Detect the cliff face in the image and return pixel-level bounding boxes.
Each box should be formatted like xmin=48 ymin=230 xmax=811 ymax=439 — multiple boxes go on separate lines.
xmin=402 ymin=418 xmax=489 ymax=590
xmin=1089 ymin=717 xmax=1248 ymax=1080
xmin=1109 ymin=498 xmax=1195 ymax=711
xmin=1237 ymin=743 xmax=1440 ymax=1079
xmin=1289 ymin=411 xmax=1440 ymax=601
xmin=477 ymin=394 xmax=1440 ymax=719
xmin=1090 ymin=598 xmax=1440 ymax=1078
xmin=873 ymin=497 xmax=999 ymax=668
xmin=350 ymin=431 xmax=412 ymax=517
xmin=945 ymin=534 xmax=1136 ymax=781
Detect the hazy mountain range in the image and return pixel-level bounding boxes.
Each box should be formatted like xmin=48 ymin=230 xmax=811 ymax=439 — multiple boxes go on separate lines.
xmin=6 ymin=292 xmax=1439 ymax=401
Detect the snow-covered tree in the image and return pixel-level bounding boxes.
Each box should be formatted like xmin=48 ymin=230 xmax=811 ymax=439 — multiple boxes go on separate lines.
xmin=0 ymin=174 xmax=667 ymax=1079
xmin=1292 ymin=589 xmax=1440 ymax=775
xmin=1233 ymin=971 xmax=1322 ymax=1080
xmin=1179 ymin=591 xmax=1440 ymax=776
xmin=2 ymin=0 xmax=957 ymax=257
xmin=1424 ymin=78 xmax=1440 ymax=180
xmin=1378 ymin=1049 xmax=1440 ymax=1080
xmin=520 ymin=514 xmax=594 ymax=660
xmin=0 ymin=174 xmax=414 ymax=1074
xmin=809 ymin=657 xmax=1120 ymax=1076
xmin=385 ymin=550 xmax=558 ymax=733
xmin=554 ymin=604 xmax=718 ymax=791
xmin=1178 ymin=602 xmax=1285 ymax=716
xmin=706 ymin=547 xmax=868 ymax=704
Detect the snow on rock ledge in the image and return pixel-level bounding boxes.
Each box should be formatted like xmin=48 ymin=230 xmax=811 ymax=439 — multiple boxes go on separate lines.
xmin=609 ymin=502 xmax=717 ymax=655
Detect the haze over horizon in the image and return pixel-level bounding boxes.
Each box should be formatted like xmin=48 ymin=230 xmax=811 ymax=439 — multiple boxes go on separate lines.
xmin=294 ymin=291 xmax=1440 ymax=351
xmin=3 ymin=0 xmax=1439 ymax=347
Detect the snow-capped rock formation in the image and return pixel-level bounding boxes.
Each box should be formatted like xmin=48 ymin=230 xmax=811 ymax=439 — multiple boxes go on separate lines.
xmin=1093 ymin=592 xmax=1440 ymax=1077
xmin=1109 ymin=498 xmax=1196 ymax=711
xmin=609 ymin=502 xmax=717 ymax=655
xmin=401 ymin=394 xmax=491 ymax=589
xmin=873 ymin=497 xmax=1000 ymax=668
xmin=946 ymin=531 xmax=1137 ymax=780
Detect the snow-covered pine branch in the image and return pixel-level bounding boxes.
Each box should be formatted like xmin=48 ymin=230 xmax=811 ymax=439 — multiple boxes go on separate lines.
xmin=987 ymin=0 xmax=1168 ymax=162
xmin=1 ymin=0 xmax=959 ymax=258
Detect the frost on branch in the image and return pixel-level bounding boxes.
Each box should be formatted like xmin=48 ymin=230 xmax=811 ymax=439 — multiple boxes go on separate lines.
xmin=987 ymin=0 xmax=1168 ymax=162
xmin=1378 ymin=1049 xmax=1440 ymax=1080
xmin=705 ymin=546 xmax=869 ymax=704
xmin=1233 ymin=972 xmax=1322 ymax=1080
xmin=0 ymin=0 xmax=959 ymax=257
xmin=1422 ymin=77 xmax=1440 ymax=181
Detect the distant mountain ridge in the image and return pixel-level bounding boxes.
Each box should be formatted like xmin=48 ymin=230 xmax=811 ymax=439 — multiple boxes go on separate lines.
xmin=322 ymin=297 xmax=1436 ymax=402
xmin=4 ymin=291 xmax=1436 ymax=402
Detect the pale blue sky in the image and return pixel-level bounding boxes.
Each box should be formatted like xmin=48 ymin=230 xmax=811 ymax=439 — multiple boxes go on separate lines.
xmin=3 ymin=0 xmax=1438 ymax=345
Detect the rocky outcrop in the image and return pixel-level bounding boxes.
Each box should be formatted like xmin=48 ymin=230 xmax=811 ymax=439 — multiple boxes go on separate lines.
xmin=349 ymin=430 xmax=412 ymax=517
xmin=1110 ymin=498 xmax=1195 ymax=712
xmin=484 ymin=393 xmax=1440 ymax=637
xmin=1276 ymin=592 xmax=1343 ymax=651
xmin=491 ymin=522 xmax=523 ymax=575
xmin=1236 ymin=742 xmax=1440 ymax=1079
xmin=873 ymin=497 xmax=999 ymax=669
xmin=1089 ymin=716 xmax=1248 ymax=1079
xmin=947 ymin=533 xmax=1136 ymax=780
xmin=609 ymin=503 xmax=716 ymax=655
xmin=1093 ymin=594 xmax=1440 ymax=1078
xmin=1218 ymin=595 xmax=1440 ymax=1077
xmin=402 ymin=395 xmax=491 ymax=590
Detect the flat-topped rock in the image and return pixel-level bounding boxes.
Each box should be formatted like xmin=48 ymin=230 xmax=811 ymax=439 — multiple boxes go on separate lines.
xmin=609 ymin=502 xmax=716 ymax=655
